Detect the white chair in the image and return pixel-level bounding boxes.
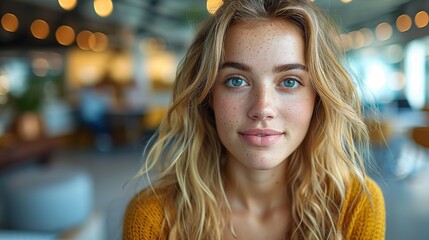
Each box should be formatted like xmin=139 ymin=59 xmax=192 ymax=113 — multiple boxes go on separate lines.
xmin=4 ymin=166 xmax=93 ymax=232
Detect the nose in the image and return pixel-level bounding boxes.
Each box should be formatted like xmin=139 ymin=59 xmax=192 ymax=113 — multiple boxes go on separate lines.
xmin=247 ymin=85 xmax=277 ymax=121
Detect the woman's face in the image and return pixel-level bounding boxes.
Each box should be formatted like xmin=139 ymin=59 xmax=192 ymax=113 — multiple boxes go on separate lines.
xmin=212 ymin=19 xmax=316 ymax=170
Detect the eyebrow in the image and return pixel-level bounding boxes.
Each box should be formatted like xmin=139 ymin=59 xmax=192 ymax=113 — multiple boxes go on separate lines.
xmin=219 ymin=61 xmax=307 ymax=72
xmin=273 ymin=63 xmax=307 ymax=72
xmin=219 ymin=62 xmax=251 ymax=71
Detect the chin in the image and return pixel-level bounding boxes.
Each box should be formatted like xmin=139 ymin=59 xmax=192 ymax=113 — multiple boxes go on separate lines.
xmin=242 ymin=157 xmax=287 ymax=171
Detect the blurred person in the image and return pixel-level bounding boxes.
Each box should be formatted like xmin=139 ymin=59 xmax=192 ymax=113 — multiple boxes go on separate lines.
xmin=123 ymin=0 xmax=385 ymax=239
xmin=77 ymin=83 xmax=112 ymax=151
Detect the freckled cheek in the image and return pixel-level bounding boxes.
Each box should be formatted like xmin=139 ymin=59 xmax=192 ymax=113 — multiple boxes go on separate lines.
xmin=214 ymin=98 xmax=242 ymax=130
xmin=283 ymin=100 xmax=315 ymax=126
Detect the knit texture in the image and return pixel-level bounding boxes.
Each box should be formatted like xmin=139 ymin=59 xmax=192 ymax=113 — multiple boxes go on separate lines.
xmin=123 ymin=178 xmax=385 ymax=240
xmin=338 ymin=178 xmax=386 ymax=239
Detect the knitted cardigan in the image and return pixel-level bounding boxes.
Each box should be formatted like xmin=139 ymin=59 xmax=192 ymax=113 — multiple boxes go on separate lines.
xmin=123 ymin=178 xmax=385 ymax=239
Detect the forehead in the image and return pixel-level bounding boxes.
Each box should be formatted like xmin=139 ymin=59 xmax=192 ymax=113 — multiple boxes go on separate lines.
xmin=222 ymin=19 xmax=305 ymax=65
xmin=227 ymin=18 xmax=302 ymax=36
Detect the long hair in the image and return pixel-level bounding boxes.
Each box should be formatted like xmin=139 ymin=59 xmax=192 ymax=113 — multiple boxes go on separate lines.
xmin=134 ymin=0 xmax=370 ymax=239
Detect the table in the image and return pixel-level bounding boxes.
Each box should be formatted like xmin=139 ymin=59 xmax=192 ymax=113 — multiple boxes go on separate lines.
xmin=0 ymin=136 xmax=65 ymax=169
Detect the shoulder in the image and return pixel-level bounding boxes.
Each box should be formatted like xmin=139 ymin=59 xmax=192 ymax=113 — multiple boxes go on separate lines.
xmin=364 ymin=178 xmax=384 ymax=205
xmin=122 ymin=188 xmax=170 ymax=240
xmin=347 ymin=177 xmax=384 ymax=206
xmin=340 ymin=177 xmax=386 ymax=240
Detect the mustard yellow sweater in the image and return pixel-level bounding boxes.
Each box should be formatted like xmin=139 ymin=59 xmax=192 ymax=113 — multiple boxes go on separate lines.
xmin=123 ymin=178 xmax=385 ymax=239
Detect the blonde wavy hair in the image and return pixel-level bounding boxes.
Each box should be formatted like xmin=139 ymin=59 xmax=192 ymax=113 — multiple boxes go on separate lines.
xmin=134 ymin=0 xmax=370 ymax=239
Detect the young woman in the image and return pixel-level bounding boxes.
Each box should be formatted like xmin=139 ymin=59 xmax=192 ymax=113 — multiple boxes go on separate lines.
xmin=123 ymin=0 xmax=385 ymax=239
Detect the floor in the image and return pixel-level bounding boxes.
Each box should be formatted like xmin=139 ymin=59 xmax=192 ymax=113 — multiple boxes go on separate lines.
xmin=49 ymin=136 xmax=429 ymax=240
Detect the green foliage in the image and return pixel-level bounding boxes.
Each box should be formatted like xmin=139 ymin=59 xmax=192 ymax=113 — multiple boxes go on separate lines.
xmin=10 ymin=75 xmax=60 ymax=113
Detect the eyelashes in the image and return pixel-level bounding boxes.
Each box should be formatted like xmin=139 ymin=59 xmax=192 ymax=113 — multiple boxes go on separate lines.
xmin=224 ymin=76 xmax=249 ymax=87
xmin=279 ymin=78 xmax=302 ymax=89
xmin=223 ymin=75 xmax=303 ymax=89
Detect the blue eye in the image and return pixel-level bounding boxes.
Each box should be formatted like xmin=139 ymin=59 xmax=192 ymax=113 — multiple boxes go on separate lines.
xmin=225 ymin=77 xmax=248 ymax=87
xmin=280 ymin=78 xmax=299 ymax=88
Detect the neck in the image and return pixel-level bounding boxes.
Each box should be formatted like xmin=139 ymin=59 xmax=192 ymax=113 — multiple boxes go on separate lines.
xmin=224 ymin=156 xmax=289 ymax=213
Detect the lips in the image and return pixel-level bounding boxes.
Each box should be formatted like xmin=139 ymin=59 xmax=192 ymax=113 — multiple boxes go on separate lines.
xmin=239 ymin=128 xmax=284 ymax=147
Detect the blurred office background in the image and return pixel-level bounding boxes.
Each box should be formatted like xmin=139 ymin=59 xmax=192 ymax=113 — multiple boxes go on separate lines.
xmin=0 ymin=0 xmax=428 ymax=239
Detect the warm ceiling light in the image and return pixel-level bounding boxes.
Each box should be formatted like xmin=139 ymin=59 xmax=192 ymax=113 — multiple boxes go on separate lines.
xmin=415 ymin=11 xmax=429 ymax=28
xmin=207 ymin=0 xmax=223 ymax=15
xmin=341 ymin=0 xmax=352 ymax=3
xmin=77 ymin=30 xmax=93 ymax=50
xmin=94 ymin=0 xmax=113 ymax=17
xmin=56 ymin=25 xmax=75 ymax=46
xmin=58 ymin=0 xmax=77 ymax=11
xmin=1 ymin=13 xmax=19 ymax=32
xmin=89 ymin=32 xmax=109 ymax=52
xmin=359 ymin=28 xmax=374 ymax=46
xmin=31 ymin=19 xmax=50 ymax=39
xmin=396 ymin=14 xmax=412 ymax=32
xmin=339 ymin=33 xmax=353 ymax=51
xmin=375 ymin=22 xmax=392 ymax=41
xmin=349 ymin=30 xmax=365 ymax=49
